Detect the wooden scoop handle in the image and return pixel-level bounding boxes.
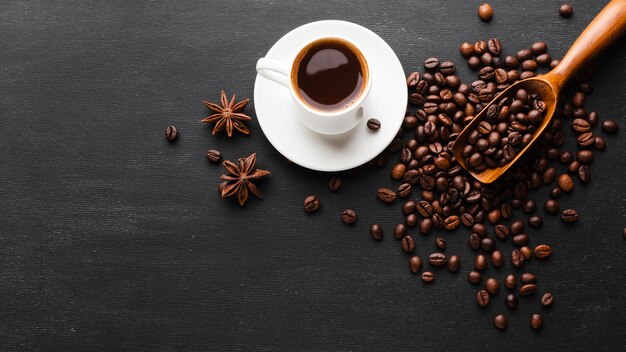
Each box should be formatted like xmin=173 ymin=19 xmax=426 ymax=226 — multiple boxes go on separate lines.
xmin=546 ymin=0 xmax=626 ymax=89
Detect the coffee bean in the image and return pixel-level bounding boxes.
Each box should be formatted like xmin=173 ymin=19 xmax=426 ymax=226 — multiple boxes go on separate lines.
xmin=448 ymin=255 xmax=460 ymax=272
xmin=541 ymin=292 xmax=554 ymax=307
xmin=419 ymin=218 xmax=433 ymax=235
xmin=475 ymin=254 xmax=488 ymax=271
xmin=478 ymin=3 xmax=494 ymax=21
xmin=424 ymin=57 xmax=440 ymax=71
xmin=512 ymin=249 xmax=525 ymax=268
xmin=402 ymin=235 xmax=415 ymax=253
xmin=520 ymin=284 xmax=537 ymax=296
xmin=512 ymin=233 xmax=529 ymax=246
xmin=557 ymin=173 xmax=574 ymax=192
xmin=476 ymin=289 xmax=490 ymax=307
xmin=421 ymin=271 xmax=435 ymax=283
xmin=504 ymin=274 xmax=517 ymax=290
xmin=165 ymin=125 xmax=178 ymax=141
xmin=578 ymin=132 xmax=595 ymax=147
xmin=370 ymin=224 xmax=383 ymax=241
xmin=530 ymin=313 xmax=543 ymax=330
xmin=206 ymin=149 xmax=221 ymax=163
xmin=601 ymin=119 xmax=619 ymax=133
xmin=516 ymin=49 xmax=533 ymax=61
xmin=407 ymin=72 xmax=421 ymax=87
xmin=460 ymin=42 xmax=475 ymax=57
xmin=491 ymin=250 xmax=503 ymax=268
xmin=405 ymin=213 xmax=418 ymax=227
xmin=520 ymin=272 xmax=536 ymax=284
xmin=341 ymin=209 xmax=357 ymax=224
xmin=469 ymin=233 xmax=481 ymax=250
xmin=468 ymin=56 xmax=481 ymax=70
xmin=469 ymin=271 xmax=482 ymax=284
xmin=409 ymin=256 xmax=422 ymax=273
xmin=440 ymin=61 xmax=456 ymax=75
xmin=429 ymin=253 xmax=447 ymax=266
xmin=495 ymin=224 xmax=510 ymax=240
xmin=531 ymin=41 xmax=548 ymax=55
xmin=416 ymin=200 xmax=433 ymax=217
xmin=377 ymin=188 xmax=397 ymax=203
xmin=367 ymin=118 xmax=381 ymax=130
xmin=577 ymin=150 xmax=593 ymax=164
xmin=572 ymin=118 xmax=590 ymax=133
xmin=485 ymin=277 xmax=500 ymax=295
xmin=528 ymin=215 xmax=544 ymax=228
xmin=520 ymin=246 xmax=532 ymax=260
xmin=578 ymin=165 xmax=590 ymax=183
xmin=534 ymin=244 xmax=552 ymax=259
xmin=461 ymin=213 xmax=475 ymax=227
xmin=559 ymin=4 xmax=573 ymax=18
xmin=328 ymin=176 xmax=342 ymax=192
xmin=493 ymin=314 xmax=507 ymax=330
xmin=510 ymin=220 xmax=525 ymax=236
xmin=304 ymin=195 xmax=320 ymax=212
xmin=397 ymin=183 xmax=412 ymax=198
xmin=436 ymin=237 xmax=446 ymax=250
xmin=444 ymin=215 xmax=461 ymax=230
xmin=487 ymin=38 xmax=502 ymax=55
xmin=393 ymin=224 xmax=407 ymax=240
xmin=544 ymin=199 xmax=560 ymax=214
xmin=561 ymin=209 xmax=578 ymax=223
xmin=594 ymin=136 xmax=607 ymax=150
xmin=505 ymin=293 xmax=518 ymax=309
xmin=481 ymin=237 xmax=496 ymax=252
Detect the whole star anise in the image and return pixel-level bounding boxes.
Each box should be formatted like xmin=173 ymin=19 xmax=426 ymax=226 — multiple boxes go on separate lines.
xmin=219 ymin=153 xmax=270 ymax=206
xmin=201 ymin=90 xmax=252 ymax=137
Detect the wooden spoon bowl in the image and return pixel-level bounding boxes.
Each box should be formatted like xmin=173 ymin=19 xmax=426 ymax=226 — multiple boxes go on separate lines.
xmin=453 ymin=0 xmax=626 ymax=184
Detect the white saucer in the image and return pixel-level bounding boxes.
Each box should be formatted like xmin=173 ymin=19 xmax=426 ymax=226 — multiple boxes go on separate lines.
xmin=254 ymin=20 xmax=407 ymax=172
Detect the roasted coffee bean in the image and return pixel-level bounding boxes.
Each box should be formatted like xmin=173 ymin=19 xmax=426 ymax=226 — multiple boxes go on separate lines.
xmin=469 ymin=271 xmax=482 ymax=284
xmin=520 ymin=272 xmax=536 ymax=284
xmin=416 ymin=201 xmax=434 ymax=217
xmin=420 ymin=218 xmax=433 ymax=235
xmin=341 ymin=209 xmax=357 ymax=224
xmin=510 ymin=220 xmax=525 ymax=236
xmin=475 ymin=254 xmax=488 ymax=271
xmin=522 ymin=200 xmax=536 ymax=214
xmin=402 ymin=200 xmax=416 ymax=214
xmin=513 ymin=233 xmax=529 ymax=246
xmin=512 ymin=249 xmax=525 ymax=268
xmin=487 ymin=38 xmax=502 ymax=55
xmin=531 ymin=41 xmax=548 ymax=55
xmin=493 ymin=314 xmax=507 ymax=330
xmin=476 ymin=289 xmax=490 ymax=307
xmin=370 ymin=224 xmax=383 ymax=241
xmin=328 ymin=176 xmax=342 ymax=192
xmin=594 ymin=136 xmax=607 ymax=150
xmin=534 ymin=244 xmax=552 ymax=258
xmin=541 ymin=292 xmax=554 ymax=307
xmin=440 ymin=61 xmax=456 ymax=75
xmin=578 ymin=165 xmax=590 ymax=183
xmin=206 ymin=149 xmax=221 ymax=163
xmin=448 ymin=255 xmax=460 ymax=272
xmin=393 ymin=224 xmax=407 ymax=240
xmin=424 ymin=57 xmax=440 ymax=71
xmin=528 ymin=215 xmax=544 ymax=228
xmin=407 ymin=72 xmax=421 ymax=87
xmin=165 ymin=125 xmax=178 ymax=141
xmin=520 ymin=284 xmax=537 ymax=296
xmin=516 ymin=49 xmax=533 ymax=61
xmin=560 ymin=3 xmax=573 ymax=17
xmin=481 ymin=237 xmax=496 ymax=252
xmin=557 ymin=173 xmax=574 ymax=192
xmin=405 ymin=213 xmax=418 ymax=227
xmin=491 ymin=250 xmax=503 ymax=268
xmin=530 ymin=313 xmax=543 ymax=330
xmin=572 ymin=118 xmax=590 ymax=133
xmin=304 ymin=195 xmax=320 ymax=212
xmin=377 ymin=188 xmax=397 ymax=203
xmin=504 ymin=274 xmax=517 ymax=290
xmin=421 ymin=271 xmax=435 ymax=283
xmin=444 ymin=215 xmax=461 ymax=230
xmin=461 ymin=213 xmax=475 ymax=227
xmin=506 ymin=293 xmax=518 ymax=309
xmin=544 ymin=199 xmax=560 ymax=214
xmin=397 ymin=183 xmax=412 ymax=198
xmin=469 ymin=233 xmax=481 ymax=250
xmin=409 ymin=256 xmax=422 ymax=273
xmin=578 ymin=132 xmax=595 ymax=147
xmin=460 ymin=42 xmax=475 ymax=57
xmin=429 ymin=253 xmax=447 ymax=266
xmin=577 ymin=150 xmax=593 ymax=164
xmin=495 ymin=225 xmax=510 ymax=240
xmin=485 ymin=277 xmax=500 ymax=295
xmin=468 ymin=56 xmax=481 ymax=70
xmin=402 ymin=235 xmax=415 ymax=253
xmin=478 ymin=3 xmax=494 ymax=21
xmin=367 ymin=118 xmax=381 ymax=130
xmin=561 ymin=209 xmax=579 ymax=223
xmin=601 ymin=119 xmax=619 ymax=133
xmin=436 ymin=237 xmax=446 ymax=250
xmin=520 ymin=246 xmax=532 ymax=260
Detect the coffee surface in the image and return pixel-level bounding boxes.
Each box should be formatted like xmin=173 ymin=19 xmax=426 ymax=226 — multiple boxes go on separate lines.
xmin=294 ymin=38 xmax=365 ymax=111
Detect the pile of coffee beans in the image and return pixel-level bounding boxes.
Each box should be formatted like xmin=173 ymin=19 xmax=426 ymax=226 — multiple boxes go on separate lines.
xmin=362 ymin=36 xmax=621 ymax=331
xmin=461 ymin=88 xmax=546 ymax=172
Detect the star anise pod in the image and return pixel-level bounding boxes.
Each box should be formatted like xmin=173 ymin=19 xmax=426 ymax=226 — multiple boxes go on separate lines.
xmin=219 ymin=153 xmax=270 ymax=206
xmin=201 ymin=90 xmax=252 ymax=137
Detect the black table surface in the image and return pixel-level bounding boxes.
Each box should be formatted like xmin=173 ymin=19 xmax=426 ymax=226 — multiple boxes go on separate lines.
xmin=2 ymin=0 xmax=625 ymax=350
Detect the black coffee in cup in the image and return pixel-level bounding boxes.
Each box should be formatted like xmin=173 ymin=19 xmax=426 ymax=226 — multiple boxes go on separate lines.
xmin=292 ymin=38 xmax=368 ymax=112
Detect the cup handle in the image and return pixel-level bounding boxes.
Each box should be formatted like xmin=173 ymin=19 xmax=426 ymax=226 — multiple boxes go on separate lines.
xmin=256 ymin=58 xmax=291 ymax=88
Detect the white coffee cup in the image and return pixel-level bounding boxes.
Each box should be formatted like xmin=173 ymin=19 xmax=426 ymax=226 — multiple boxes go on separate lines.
xmin=256 ymin=36 xmax=372 ymax=135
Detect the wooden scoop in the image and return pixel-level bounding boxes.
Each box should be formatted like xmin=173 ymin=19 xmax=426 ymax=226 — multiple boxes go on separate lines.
xmin=453 ymin=0 xmax=626 ymax=184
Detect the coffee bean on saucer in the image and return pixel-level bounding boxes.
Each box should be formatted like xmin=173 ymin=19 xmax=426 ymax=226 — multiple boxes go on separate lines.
xmin=478 ymin=3 xmax=494 ymax=21
xmin=341 ymin=209 xmax=357 ymax=224
xmin=409 ymin=256 xmax=422 ymax=273
xmin=165 ymin=125 xmax=178 ymax=141
xmin=370 ymin=224 xmax=383 ymax=241
xmin=541 ymin=292 xmax=554 ymax=307
xmin=402 ymin=235 xmax=415 ymax=253
xmin=530 ymin=313 xmax=543 ymax=330
xmin=561 ymin=209 xmax=578 ymax=223
xmin=560 ymin=4 xmax=573 ymax=18
xmin=493 ymin=314 xmax=507 ymax=330
xmin=303 ymin=195 xmax=320 ymax=212
xmin=328 ymin=176 xmax=342 ymax=191
xmin=422 ymin=271 xmax=435 ymax=283
xmin=367 ymin=118 xmax=381 ymax=131
xmin=206 ymin=149 xmax=221 ymax=163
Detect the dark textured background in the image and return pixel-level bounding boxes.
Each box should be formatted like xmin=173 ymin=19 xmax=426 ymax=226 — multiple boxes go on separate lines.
xmin=1 ymin=0 xmax=625 ymax=351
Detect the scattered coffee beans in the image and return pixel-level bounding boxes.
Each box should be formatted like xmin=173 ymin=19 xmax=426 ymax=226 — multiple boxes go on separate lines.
xmin=367 ymin=118 xmax=381 ymax=131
